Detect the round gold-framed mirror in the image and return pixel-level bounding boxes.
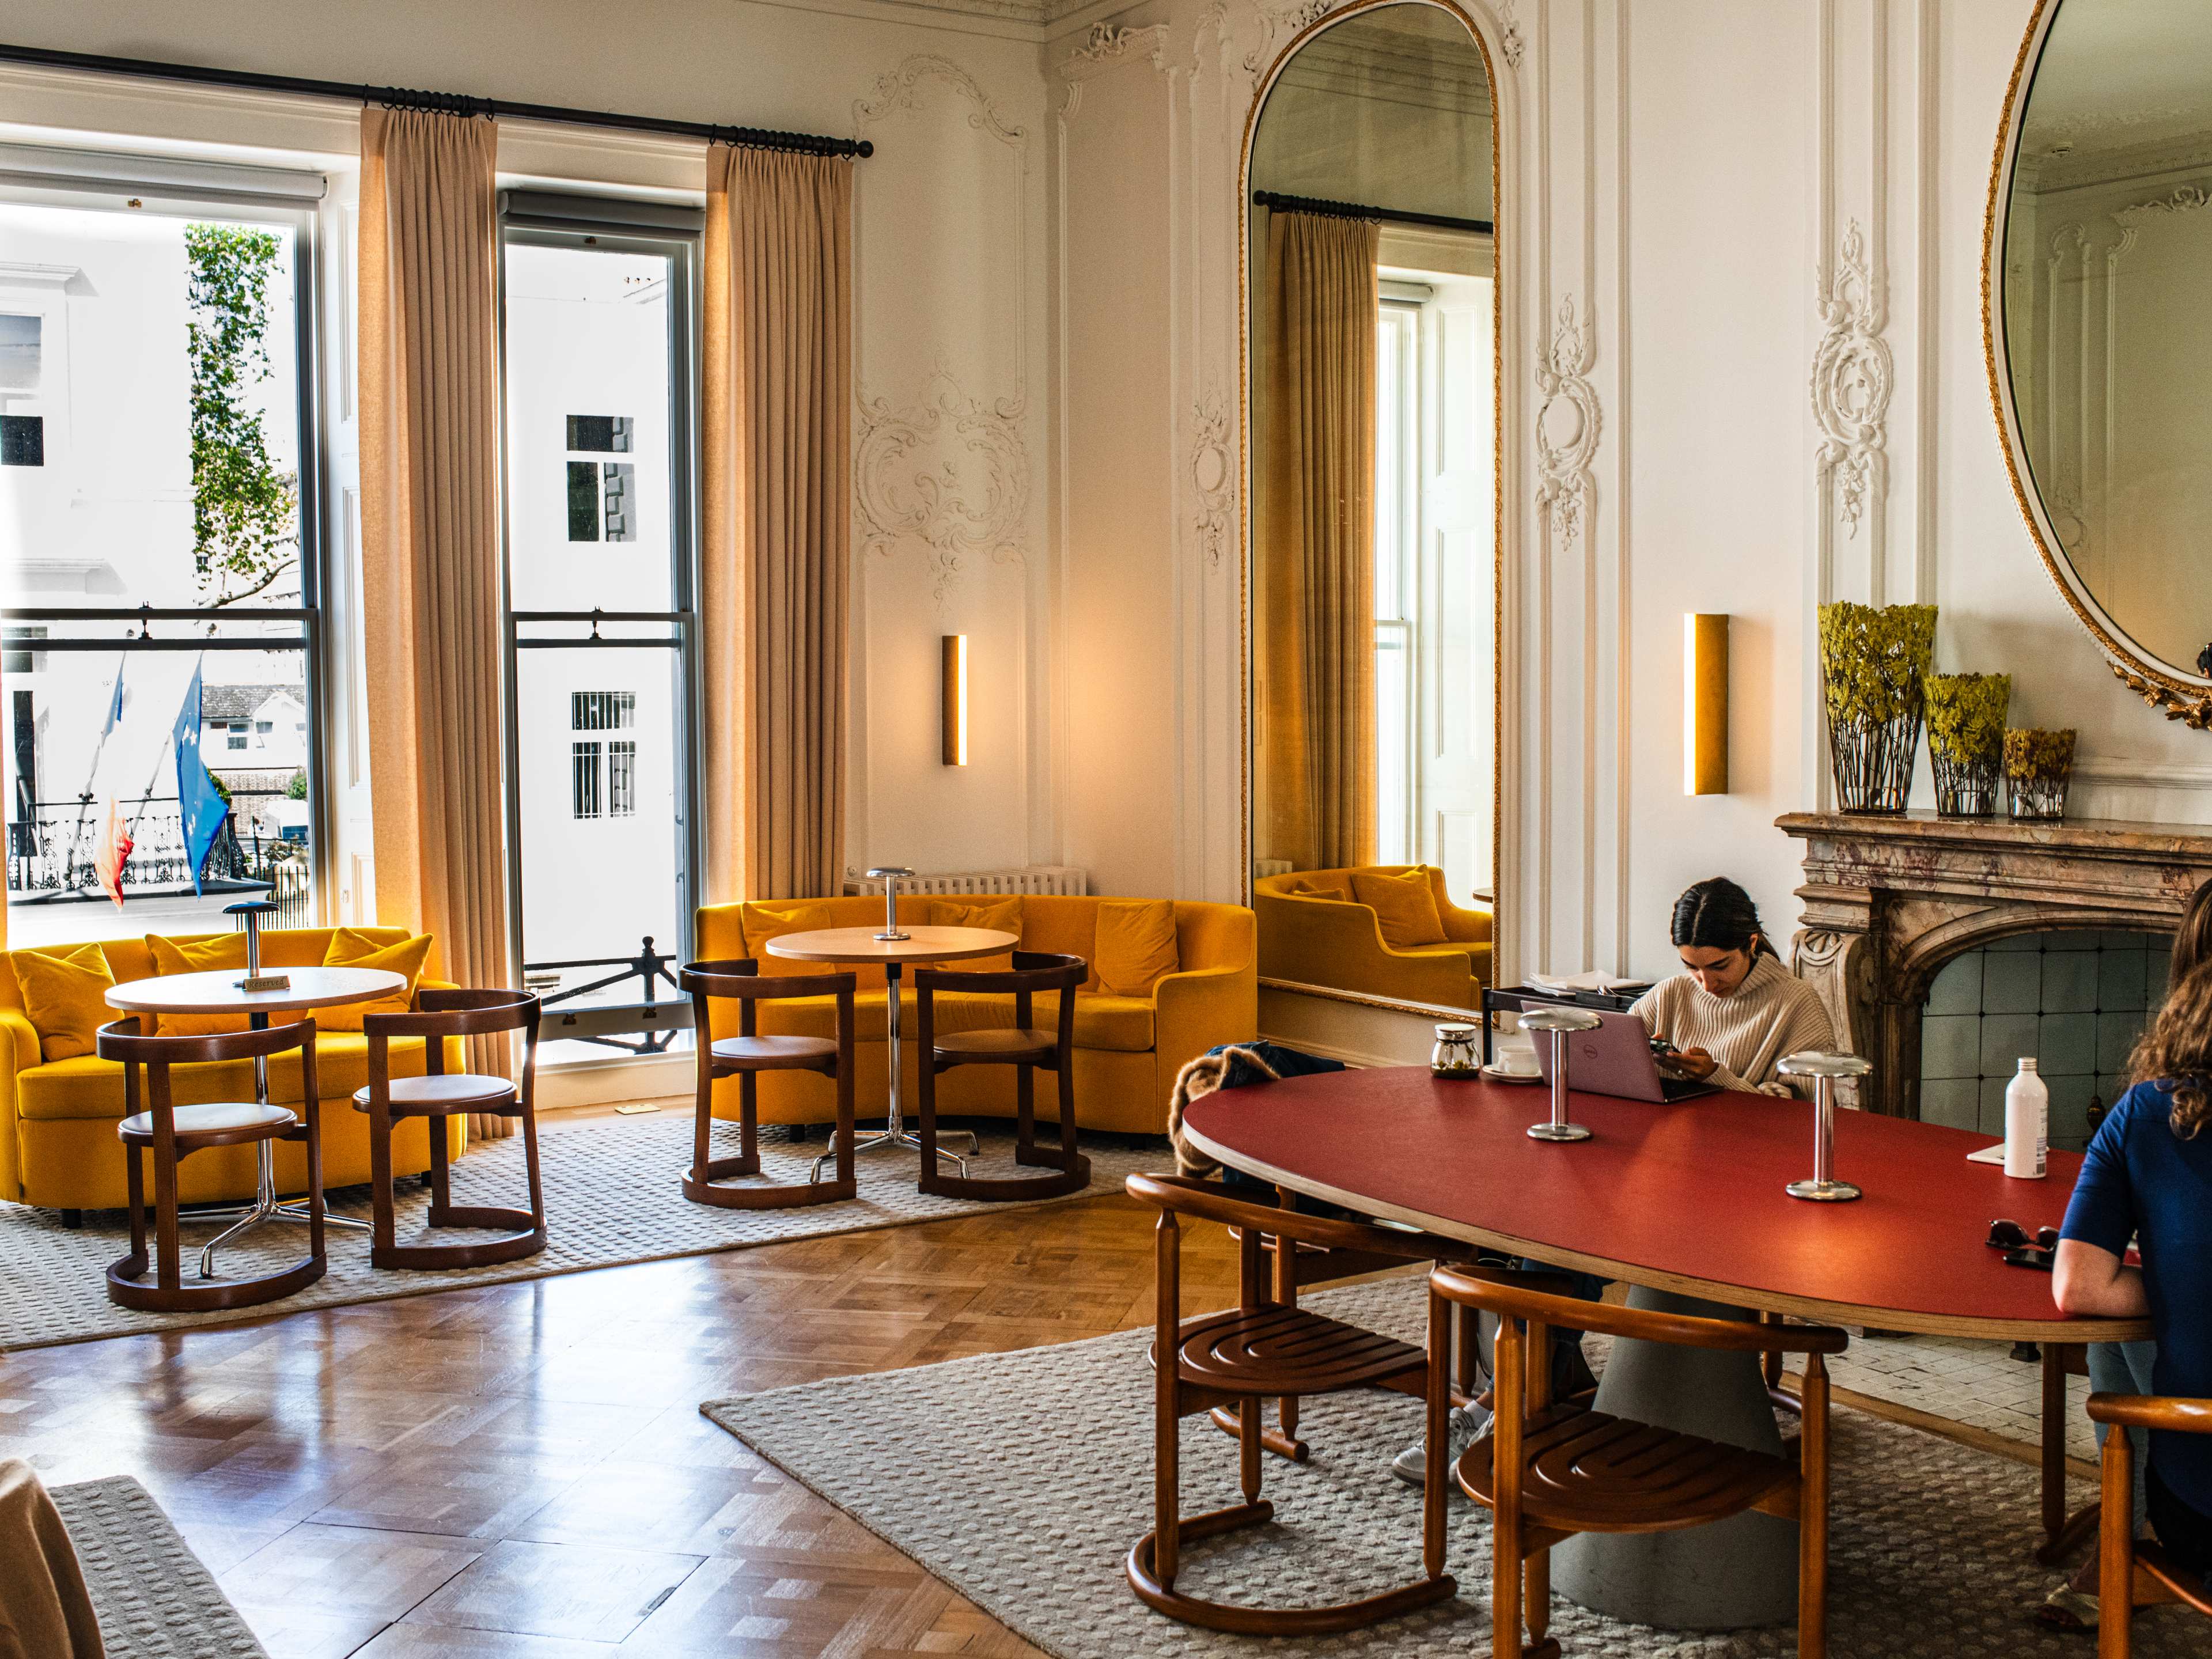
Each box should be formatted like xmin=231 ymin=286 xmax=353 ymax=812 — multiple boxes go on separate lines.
xmin=1239 ymin=0 xmax=1506 ymax=1016
xmin=1986 ymin=0 xmax=2212 ymax=728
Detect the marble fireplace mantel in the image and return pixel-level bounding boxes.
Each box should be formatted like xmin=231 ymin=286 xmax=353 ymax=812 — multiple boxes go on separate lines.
xmin=1778 ymin=810 xmax=2212 ymax=1118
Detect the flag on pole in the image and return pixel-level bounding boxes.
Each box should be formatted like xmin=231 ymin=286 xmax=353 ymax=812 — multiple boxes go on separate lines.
xmin=94 ymin=798 xmax=132 ymax=908
xmin=103 ymin=658 xmax=125 ymax=737
xmin=172 ymin=660 xmax=227 ymax=896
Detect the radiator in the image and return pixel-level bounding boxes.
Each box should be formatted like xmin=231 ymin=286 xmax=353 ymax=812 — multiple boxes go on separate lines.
xmin=847 ymin=865 xmax=1088 ymax=897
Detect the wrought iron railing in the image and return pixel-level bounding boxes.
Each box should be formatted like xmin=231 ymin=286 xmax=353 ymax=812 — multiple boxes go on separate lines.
xmin=524 ymin=935 xmax=690 ymax=1055
xmin=7 ymin=793 xmax=308 ymax=920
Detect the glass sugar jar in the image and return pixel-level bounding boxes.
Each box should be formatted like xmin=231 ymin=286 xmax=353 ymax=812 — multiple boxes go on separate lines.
xmin=1431 ymin=1022 xmax=1482 ymax=1078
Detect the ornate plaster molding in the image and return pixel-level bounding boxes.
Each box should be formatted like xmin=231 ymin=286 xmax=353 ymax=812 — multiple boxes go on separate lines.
xmin=1535 ymin=294 xmax=1599 ymax=546
xmin=2116 ymin=183 xmax=2212 ymax=223
xmin=1191 ymin=383 xmax=1234 ymax=569
xmin=1243 ymin=0 xmax=1339 ymax=77
xmin=1812 ymin=218 xmax=1892 ymax=541
xmin=1062 ymin=22 xmax=1171 ymax=81
xmin=855 ymin=54 xmax=1025 ymax=145
xmin=856 ymin=361 xmax=1031 ymax=608
xmin=1498 ymin=0 xmax=1525 ymax=69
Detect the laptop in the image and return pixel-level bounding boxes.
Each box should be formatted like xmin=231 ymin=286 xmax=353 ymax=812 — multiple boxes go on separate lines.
xmin=1531 ymin=1009 xmax=1722 ymax=1104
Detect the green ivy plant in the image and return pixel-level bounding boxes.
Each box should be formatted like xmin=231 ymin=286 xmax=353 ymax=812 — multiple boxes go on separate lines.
xmin=185 ymin=224 xmax=298 ymax=606
xmin=1926 ymin=673 xmax=2010 ymax=763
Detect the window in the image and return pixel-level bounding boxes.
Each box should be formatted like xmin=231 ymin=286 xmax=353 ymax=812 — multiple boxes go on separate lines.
xmin=571 ymin=740 xmax=602 ymax=818
xmin=254 ymin=719 xmax=272 ymax=738
xmin=501 ymin=210 xmax=699 ymax=1049
xmin=1373 ymin=302 xmax=1418 ymax=866
xmin=1 ymin=178 xmax=324 ymax=949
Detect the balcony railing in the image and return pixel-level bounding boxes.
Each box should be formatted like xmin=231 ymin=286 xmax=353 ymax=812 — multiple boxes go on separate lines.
xmin=7 ymin=793 xmax=309 ymax=923
xmin=524 ymin=935 xmax=690 ymax=1054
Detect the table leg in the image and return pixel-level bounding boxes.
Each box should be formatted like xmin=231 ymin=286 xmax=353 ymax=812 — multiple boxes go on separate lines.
xmin=2038 ymin=1341 xmax=2101 ymax=1565
xmin=196 ymin=1010 xmax=366 ymax=1279
xmin=833 ymin=963 xmax=977 ymax=1169
xmin=1551 ymin=1287 xmax=1797 ymax=1630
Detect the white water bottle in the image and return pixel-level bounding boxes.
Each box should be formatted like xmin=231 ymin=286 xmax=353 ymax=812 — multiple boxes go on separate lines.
xmin=2004 ymin=1058 xmax=2048 ymax=1179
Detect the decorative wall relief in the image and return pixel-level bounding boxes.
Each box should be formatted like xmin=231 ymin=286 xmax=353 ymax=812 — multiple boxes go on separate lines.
xmin=1811 ymin=218 xmax=1892 ymax=540
xmin=1243 ymin=0 xmax=1341 ymax=77
xmin=1497 ymin=0 xmax=1525 ymax=69
xmin=1067 ymin=22 xmax=1168 ymax=73
xmin=856 ymin=361 xmax=1030 ymax=608
xmin=1535 ymin=294 xmax=1599 ymax=546
xmin=1190 ymin=383 xmax=1233 ymax=568
xmin=854 ymin=54 xmax=1024 ymax=146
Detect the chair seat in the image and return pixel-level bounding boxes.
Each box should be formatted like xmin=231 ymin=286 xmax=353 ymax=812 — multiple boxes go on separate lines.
xmin=1455 ymin=1403 xmax=1796 ymax=1532
xmin=710 ymin=1034 xmax=839 ymax=1069
xmin=1166 ymin=1304 xmax=1426 ymax=1397
xmin=931 ymin=1027 xmax=1055 ymax=1059
xmin=352 ymin=1074 xmax=517 ymax=1115
xmin=119 ymin=1101 xmax=296 ymax=1142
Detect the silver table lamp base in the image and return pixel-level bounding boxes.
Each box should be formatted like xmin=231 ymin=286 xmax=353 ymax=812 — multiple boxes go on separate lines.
xmin=1528 ymin=1121 xmax=1594 ymax=1143
xmin=1782 ymin=1177 xmax=1862 ymax=1202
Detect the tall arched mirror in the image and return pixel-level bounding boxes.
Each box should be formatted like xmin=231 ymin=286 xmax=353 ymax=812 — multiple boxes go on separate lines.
xmin=1990 ymin=0 xmax=2212 ymax=725
xmin=1244 ymin=0 xmax=1501 ymax=1013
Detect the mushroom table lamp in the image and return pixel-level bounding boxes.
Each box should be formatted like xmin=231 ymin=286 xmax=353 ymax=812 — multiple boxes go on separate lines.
xmin=1776 ymin=1051 xmax=1873 ymax=1202
xmin=1518 ymin=1005 xmax=1604 ymax=1143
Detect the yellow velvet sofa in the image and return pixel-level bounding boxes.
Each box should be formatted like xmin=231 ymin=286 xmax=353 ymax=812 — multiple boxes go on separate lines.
xmin=694 ymin=894 xmax=1255 ymax=1135
xmin=1 ymin=927 xmax=461 ymax=1217
xmin=1252 ymin=865 xmax=1493 ymax=1008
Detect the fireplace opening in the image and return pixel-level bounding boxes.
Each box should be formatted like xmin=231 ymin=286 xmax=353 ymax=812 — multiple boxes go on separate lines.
xmin=1919 ymin=930 xmax=2173 ymax=1152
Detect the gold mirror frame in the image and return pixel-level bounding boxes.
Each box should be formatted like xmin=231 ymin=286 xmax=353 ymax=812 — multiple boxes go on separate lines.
xmin=1237 ymin=0 xmax=1509 ymax=1014
xmin=1983 ymin=0 xmax=2212 ymax=730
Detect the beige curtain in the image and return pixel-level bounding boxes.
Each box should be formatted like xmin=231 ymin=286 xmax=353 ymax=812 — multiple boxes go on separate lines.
xmin=358 ymin=107 xmax=514 ymax=1133
xmin=1259 ymin=210 xmax=1380 ymax=870
xmin=702 ymin=145 xmax=854 ymax=904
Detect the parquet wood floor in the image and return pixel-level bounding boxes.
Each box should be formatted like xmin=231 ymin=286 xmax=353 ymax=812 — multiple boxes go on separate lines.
xmin=0 ymin=1188 xmax=1249 ymax=1658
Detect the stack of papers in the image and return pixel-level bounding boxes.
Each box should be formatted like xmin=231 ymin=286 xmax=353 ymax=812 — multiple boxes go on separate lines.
xmin=1528 ymin=970 xmax=1649 ymax=994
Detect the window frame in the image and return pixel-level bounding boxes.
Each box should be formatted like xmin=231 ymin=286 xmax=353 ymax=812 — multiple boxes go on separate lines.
xmin=495 ymin=206 xmax=703 ymax=1048
xmin=0 ymin=163 xmax=331 ymax=930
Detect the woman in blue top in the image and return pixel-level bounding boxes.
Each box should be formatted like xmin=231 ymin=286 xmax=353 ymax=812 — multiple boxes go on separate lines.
xmin=2052 ymin=956 xmax=2212 ymax=1588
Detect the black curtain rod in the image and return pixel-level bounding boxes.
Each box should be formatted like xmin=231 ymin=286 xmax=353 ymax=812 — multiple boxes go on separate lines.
xmin=0 ymin=42 xmax=873 ymax=159
xmin=1253 ymin=190 xmax=1489 ymax=237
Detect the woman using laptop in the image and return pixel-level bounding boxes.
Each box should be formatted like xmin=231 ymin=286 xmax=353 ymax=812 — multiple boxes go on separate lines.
xmin=1633 ymin=877 xmax=1838 ymax=1099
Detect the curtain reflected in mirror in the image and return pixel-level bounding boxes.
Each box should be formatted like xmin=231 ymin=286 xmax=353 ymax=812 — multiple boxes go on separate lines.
xmin=1247 ymin=0 xmax=1499 ymax=1012
xmin=1998 ymin=0 xmax=2212 ymax=681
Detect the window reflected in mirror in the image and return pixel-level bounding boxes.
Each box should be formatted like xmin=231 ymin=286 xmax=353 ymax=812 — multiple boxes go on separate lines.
xmin=1246 ymin=1 xmax=1498 ymax=1011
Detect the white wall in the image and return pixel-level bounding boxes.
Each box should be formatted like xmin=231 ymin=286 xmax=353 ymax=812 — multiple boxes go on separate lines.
xmin=1050 ymin=0 xmax=2212 ymax=1037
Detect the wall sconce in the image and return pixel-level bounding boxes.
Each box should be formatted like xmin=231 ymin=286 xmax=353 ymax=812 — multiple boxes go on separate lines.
xmin=1684 ymin=613 xmax=1729 ymax=795
xmin=941 ymin=634 xmax=969 ymax=767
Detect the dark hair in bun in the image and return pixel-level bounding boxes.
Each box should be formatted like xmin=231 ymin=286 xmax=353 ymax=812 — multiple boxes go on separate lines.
xmin=1671 ymin=877 xmax=1775 ymax=961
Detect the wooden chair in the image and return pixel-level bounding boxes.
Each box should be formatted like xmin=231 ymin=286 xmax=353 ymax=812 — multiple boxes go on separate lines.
xmin=1211 ymin=1184 xmax=1487 ymax=1464
xmin=2089 ymin=1391 xmax=2212 ymax=1658
xmin=355 ymin=990 xmax=543 ymax=1268
xmin=94 ymin=1016 xmax=326 ymax=1313
xmin=680 ymin=959 xmax=857 ymax=1207
xmin=913 ymin=952 xmax=1089 ymax=1200
xmin=1122 ymin=1172 xmax=1458 ymax=1635
xmin=1427 ymin=1263 xmax=1848 ymax=1659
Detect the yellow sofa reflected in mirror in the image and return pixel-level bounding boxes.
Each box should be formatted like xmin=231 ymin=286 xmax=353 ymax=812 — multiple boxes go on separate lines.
xmin=1253 ymin=865 xmax=1491 ymax=1009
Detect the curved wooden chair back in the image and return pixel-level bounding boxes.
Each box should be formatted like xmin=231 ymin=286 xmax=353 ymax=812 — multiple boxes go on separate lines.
xmin=96 ymin=1014 xmax=316 ymax=1069
xmin=2088 ymin=1392 xmax=2212 ymax=1654
xmin=683 ymin=959 xmax=861 ymax=1043
xmin=365 ymin=987 xmax=540 ymax=1041
xmin=1430 ymin=1263 xmax=1850 ymax=1357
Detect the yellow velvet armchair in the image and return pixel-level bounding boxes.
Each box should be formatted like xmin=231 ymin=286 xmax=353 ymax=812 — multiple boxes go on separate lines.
xmin=1 ymin=927 xmax=461 ymax=1217
xmin=692 ymin=894 xmax=1255 ymax=1134
xmin=1252 ymin=864 xmax=1492 ymax=1007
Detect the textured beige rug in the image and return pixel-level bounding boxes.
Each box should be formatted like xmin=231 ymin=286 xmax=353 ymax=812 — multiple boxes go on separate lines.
xmin=0 ymin=1116 xmax=1158 ymax=1350
xmin=702 ymin=1276 xmax=2199 ymax=1658
xmin=52 ymin=1476 xmax=268 ymax=1657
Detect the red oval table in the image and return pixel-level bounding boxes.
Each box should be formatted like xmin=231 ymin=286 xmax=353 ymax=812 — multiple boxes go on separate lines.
xmin=1181 ymin=1067 xmax=2150 ymax=1624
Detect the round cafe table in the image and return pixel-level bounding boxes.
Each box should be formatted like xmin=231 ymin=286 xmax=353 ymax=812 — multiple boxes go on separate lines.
xmin=105 ymin=964 xmax=406 ymax=1277
xmin=764 ymin=926 xmax=1018 ymax=1168
xmin=1181 ymin=1069 xmax=2150 ymax=1630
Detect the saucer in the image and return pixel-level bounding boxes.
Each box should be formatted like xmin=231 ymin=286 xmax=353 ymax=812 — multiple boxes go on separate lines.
xmin=1482 ymin=1063 xmax=1543 ymax=1084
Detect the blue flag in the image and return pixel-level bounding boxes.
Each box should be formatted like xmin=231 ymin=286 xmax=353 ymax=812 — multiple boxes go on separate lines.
xmin=172 ymin=660 xmax=227 ymax=896
xmin=103 ymin=658 xmax=125 ymax=737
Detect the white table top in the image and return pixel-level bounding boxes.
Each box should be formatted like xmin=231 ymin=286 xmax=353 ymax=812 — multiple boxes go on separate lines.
xmin=764 ymin=926 xmax=1018 ymax=964
xmin=104 ymin=966 xmax=407 ymax=1016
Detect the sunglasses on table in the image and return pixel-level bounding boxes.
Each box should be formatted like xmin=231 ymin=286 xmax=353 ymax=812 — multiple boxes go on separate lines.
xmin=1987 ymin=1218 xmax=2059 ymax=1270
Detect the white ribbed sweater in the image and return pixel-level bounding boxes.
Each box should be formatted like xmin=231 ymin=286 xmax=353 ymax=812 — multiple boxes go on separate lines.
xmin=1632 ymin=954 xmax=1839 ymax=1099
